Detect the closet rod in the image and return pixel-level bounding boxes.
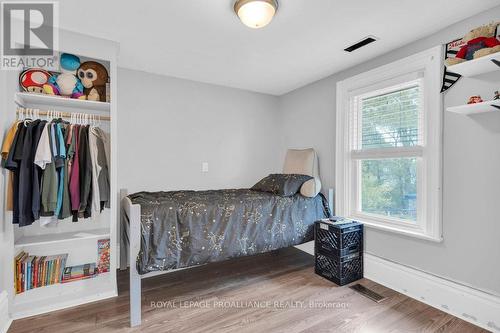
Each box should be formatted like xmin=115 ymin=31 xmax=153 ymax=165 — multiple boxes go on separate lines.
xmin=16 ymin=109 xmax=111 ymax=121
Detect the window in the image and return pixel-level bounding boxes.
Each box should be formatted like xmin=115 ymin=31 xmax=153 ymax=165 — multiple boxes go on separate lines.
xmin=336 ymin=46 xmax=442 ymax=241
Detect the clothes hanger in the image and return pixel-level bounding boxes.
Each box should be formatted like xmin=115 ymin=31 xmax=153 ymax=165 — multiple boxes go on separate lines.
xmin=24 ymin=108 xmax=33 ymax=126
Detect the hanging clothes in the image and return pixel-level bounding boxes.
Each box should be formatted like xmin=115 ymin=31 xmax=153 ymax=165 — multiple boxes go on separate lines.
xmin=89 ymin=126 xmax=110 ymax=213
xmin=69 ymin=125 xmax=81 ymax=222
xmin=59 ymin=124 xmax=72 ymax=220
xmin=1 ymin=112 xmax=110 ymax=227
xmin=78 ymin=125 xmax=92 ymax=219
xmin=1 ymin=120 xmax=21 ymax=211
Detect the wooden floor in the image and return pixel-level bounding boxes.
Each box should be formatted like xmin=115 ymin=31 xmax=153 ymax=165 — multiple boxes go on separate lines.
xmin=9 ymin=248 xmax=486 ymax=333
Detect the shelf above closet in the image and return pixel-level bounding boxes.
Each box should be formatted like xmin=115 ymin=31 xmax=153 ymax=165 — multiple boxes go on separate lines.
xmin=15 ymin=92 xmax=110 ymax=112
xmin=446 ymin=53 xmax=500 ymax=77
xmin=446 ymin=100 xmax=500 ymax=115
xmin=15 ymin=228 xmax=110 ymax=247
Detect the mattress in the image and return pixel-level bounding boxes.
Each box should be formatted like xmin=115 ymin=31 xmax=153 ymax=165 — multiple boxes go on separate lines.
xmin=125 ymin=189 xmax=330 ymax=274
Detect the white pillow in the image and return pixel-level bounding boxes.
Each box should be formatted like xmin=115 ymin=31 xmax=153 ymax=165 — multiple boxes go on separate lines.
xmin=300 ymin=178 xmax=321 ymax=198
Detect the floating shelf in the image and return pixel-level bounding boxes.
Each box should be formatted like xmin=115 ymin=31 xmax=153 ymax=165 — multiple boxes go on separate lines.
xmin=446 ymin=100 xmax=500 ymax=115
xmin=446 ymin=53 xmax=500 ymax=77
xmin=15 ymin=228 xmax=110 ymax=247
xmin=15 ymin=92 xmax=110 ymax=112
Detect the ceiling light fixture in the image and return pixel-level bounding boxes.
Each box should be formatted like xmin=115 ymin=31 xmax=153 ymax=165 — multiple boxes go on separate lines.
xmin=234 ymin=0 xmax=278 ymax=29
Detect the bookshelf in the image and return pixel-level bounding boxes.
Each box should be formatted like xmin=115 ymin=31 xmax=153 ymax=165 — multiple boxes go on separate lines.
xmin=3 ymin=29 xmax=119 ymax=319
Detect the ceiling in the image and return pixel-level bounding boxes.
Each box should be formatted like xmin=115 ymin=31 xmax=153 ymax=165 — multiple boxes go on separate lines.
xmin=58 ymin=1 xmax=499 ymax=95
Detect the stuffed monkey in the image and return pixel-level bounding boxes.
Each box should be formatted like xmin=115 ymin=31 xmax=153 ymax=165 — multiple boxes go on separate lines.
xmin=77 ymin=61 xmax=109 ymax=102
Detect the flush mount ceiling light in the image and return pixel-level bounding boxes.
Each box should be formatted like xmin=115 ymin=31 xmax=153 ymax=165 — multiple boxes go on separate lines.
xmin=234 ymin=0 xmax=278 ymax=29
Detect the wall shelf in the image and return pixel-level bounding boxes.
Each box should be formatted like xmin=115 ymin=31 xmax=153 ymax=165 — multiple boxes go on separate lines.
xmin=446 ymin=53 xmax=500 ymax=78
xmin=446 ymin=100 xmax=500 ymax=115
xmin=15 ymin=228 xmax=110 ymax=248
xmin=15 ymin=92 xmax=110 ymax=112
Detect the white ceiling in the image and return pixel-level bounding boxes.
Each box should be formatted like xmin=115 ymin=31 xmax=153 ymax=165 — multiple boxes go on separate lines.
xmin=58 ymin=1 xmax=499 ymax=95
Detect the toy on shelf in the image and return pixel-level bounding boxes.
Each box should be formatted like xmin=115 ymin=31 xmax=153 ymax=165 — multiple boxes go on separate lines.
xmin=467 ymin=95 xmax=483 ymax=104
xmin=43 ymin=53 xmax=84 ymax=99
xmin=77 ymin=61 xmax=109 ymax=102
xmin=19 ymin=68 xmax=52 ymax=93
xmin=445 ymin=22 xmax=500 ymax=66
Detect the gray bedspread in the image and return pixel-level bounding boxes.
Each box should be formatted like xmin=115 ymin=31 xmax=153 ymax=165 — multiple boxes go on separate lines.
xmin=126 ymin=189 xmax=330 ymax=274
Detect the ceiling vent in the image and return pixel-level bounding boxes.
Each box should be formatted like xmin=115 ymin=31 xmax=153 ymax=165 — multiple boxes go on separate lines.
xmin=344 ymin=36 xmax=378 ymax=52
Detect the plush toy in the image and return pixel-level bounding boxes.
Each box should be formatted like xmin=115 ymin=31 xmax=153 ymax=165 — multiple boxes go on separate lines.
xmin=77 ymin=61 xmax=109 ymax=102
xmin=446 ymin=22 xmax=500 ymax=66
xmin=467 ymin=95 xmax=483 ymax=104
xmin=43 ymin=53 xmax=84 ymax=99
xmin=19 ymin=68 xmax=52 ymax=93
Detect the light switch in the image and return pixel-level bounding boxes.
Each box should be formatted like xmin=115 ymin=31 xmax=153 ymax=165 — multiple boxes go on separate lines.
xmin=202 ymin=162 xmax=209 ymax=173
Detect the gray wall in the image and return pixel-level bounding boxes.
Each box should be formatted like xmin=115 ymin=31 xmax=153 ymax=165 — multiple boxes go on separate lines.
xmin=279 ymin=7 xmax=500 ymax=295
xmin=117 ymin=68 xmax=282 ymax=194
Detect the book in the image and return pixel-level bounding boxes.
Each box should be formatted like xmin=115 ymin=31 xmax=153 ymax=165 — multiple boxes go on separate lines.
xmin=14 ymin=251 xmax=27 ymax=294
xmin=25 ymin=255 xmax=34 ymax=290
xmin=97 ymin=239 xmax=110 ymax=273
xmin=62 ymin=263 xmax=97 ymax=283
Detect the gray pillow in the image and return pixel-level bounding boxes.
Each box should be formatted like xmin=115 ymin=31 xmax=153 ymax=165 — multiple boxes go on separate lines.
xmin=251 ymin=174 xmax=313 ymax=197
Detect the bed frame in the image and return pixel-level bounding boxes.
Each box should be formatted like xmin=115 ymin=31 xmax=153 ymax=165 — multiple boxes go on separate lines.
xmin=120 ymin=149 xmax=334 ymax=327
xmin=120 ymin=187 xmax=333 ymax=327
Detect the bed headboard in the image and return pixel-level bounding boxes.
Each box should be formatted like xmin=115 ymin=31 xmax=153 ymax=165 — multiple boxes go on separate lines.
xmin=283 ymin=148 xmax=322 ymax=197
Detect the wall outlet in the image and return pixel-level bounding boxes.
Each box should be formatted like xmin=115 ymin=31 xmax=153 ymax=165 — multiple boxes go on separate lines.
xmin=202 ymin=162 xmax=209 ymax=173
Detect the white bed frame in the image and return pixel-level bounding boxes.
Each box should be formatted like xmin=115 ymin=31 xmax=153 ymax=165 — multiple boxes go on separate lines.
xmin=120 ymin=148 xmax=334 ymax=327
xmin=120 ymin=187 xmax=333 ymax=327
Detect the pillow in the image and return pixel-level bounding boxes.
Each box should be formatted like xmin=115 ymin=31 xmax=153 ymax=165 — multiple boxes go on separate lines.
xmin=300 ymin=178 xmax=321 ymax=198
xmin=251 ymin=174 xmax=313 ymax=197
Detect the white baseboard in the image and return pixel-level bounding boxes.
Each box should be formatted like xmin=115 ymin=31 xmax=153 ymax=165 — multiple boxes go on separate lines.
xmin=0 ymin=291 xmax=12 ymax=333
xmin=364 ymin=253 xmax=500 ymax=333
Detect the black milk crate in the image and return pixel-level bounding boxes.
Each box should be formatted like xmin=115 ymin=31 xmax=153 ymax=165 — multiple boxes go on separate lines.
xmin=314 ymin=219 xmax=363 ymax=257
xmin=315 ymin=250 xmax=363 ymax=286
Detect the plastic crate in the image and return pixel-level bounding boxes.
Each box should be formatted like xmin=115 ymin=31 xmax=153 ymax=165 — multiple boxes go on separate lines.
xmin=314 ymin=219 xmax=363 ymax=257
xmin=315 ymin=250 xmax=363 ymax=286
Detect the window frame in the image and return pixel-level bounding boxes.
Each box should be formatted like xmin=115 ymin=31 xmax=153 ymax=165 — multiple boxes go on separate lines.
xmin=335 ymin=46 xmax=443 ymax=242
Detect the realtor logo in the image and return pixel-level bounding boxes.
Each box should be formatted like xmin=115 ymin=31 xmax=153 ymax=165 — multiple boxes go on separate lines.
xmin=1 ymin=1 xmax=58 ymax=70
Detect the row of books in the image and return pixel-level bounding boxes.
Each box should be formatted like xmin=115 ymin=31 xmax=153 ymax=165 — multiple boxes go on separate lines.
xmin=14 ymin=238 xmax=110 ymax=293
xmin=14 ymin=252 xmax=68 ymax=294
xmin=14 ymin=252 xmax=101 ymax=293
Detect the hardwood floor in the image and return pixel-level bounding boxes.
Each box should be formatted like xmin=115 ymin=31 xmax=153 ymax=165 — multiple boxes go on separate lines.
xmin=8 ymin=248 xmax=486 ymax=333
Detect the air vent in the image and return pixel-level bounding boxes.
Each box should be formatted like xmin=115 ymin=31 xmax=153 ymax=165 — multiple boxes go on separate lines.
xmin=344 ymin=36 xmax=378 ymax=52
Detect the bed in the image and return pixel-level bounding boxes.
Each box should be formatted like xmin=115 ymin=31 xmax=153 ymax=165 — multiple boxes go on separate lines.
xmin=120 ymin=148 xmax=332 ymax=327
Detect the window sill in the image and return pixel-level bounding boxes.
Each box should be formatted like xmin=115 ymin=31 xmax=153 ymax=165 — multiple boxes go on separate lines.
xmin=351 ymin=216 xmax=443 ymax=243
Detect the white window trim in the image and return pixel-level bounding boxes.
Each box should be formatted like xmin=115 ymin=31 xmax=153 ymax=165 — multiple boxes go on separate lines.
xmin=335 ymin=46 xmax=443 ymax=242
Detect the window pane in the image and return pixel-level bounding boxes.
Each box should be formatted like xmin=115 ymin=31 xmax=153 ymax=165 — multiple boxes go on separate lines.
xmin=361 ymin=85 xmax=420 ymax=149
xmin=361 ymin=158 xmax=417 ymax=221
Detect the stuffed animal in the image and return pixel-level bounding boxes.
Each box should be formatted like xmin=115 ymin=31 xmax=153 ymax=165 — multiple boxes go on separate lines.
xmin=19 ymin=68 xmax=52 ymax=93
xmin=43 ymin=53 xmax=84 ymax=99
xmin=77 ymin=61 xmax=109 ymax=102
xmin=446 ymin=22 xmax=500 ymax=66
xmin=467 ymin=95 xmax=483 ymax=104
